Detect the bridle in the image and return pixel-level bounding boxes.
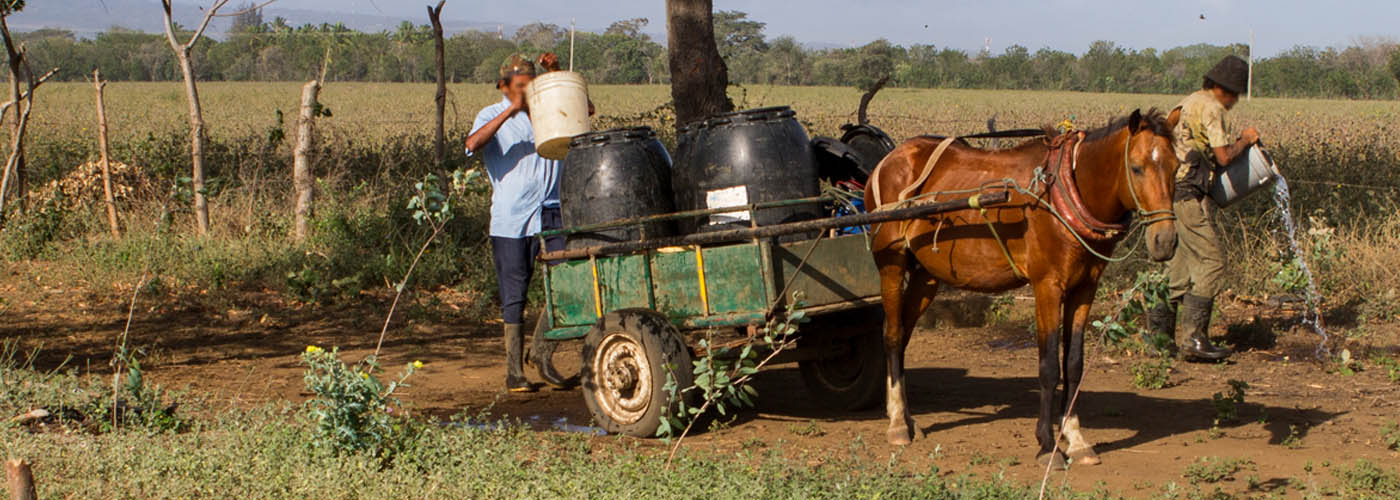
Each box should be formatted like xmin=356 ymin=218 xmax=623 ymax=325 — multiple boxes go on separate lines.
xmin=1121 ymin=131 xmax=1177 ymax=228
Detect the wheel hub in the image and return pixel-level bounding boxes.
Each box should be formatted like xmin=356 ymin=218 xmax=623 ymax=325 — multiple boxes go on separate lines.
xmin=592 ymin=333 xmax=652 ymax=425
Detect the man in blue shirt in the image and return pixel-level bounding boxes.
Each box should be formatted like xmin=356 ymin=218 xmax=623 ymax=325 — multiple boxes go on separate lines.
xmin=465 ymin=54 xmax=565 ymax=392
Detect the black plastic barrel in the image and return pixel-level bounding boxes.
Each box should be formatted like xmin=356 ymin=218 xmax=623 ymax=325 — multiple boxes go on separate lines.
xmin=560 ymin=127 xmax=677 ymax=249
xmin=672 ymin=106 xmax=820 ymax=236
xmin=839 ymin=123 xmax=896 ymax=174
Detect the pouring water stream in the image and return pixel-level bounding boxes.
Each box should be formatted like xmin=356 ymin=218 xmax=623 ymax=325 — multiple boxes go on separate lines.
xmin=1270 ymin=175 xmax=1329 ymax=356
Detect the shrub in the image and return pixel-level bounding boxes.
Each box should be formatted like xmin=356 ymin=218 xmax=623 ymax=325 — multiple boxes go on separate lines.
xmin=300 ymin=346 xmax=423 ymax=459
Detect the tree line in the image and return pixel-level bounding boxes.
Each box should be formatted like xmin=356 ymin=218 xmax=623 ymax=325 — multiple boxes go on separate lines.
xmin=12 ymin=9 xmax=1400 ymax=99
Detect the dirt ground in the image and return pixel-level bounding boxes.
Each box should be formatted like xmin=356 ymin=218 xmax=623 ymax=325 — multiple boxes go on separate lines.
xmin=3 ymin=278 xmax=1398 ymax=497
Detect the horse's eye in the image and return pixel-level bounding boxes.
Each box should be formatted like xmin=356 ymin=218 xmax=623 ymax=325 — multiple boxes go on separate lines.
xmin=1131 ymin=165 xmax=1144 ymax=175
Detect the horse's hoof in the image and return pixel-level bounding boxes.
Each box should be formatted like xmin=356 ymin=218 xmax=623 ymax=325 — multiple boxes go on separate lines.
xmin=1037 ymin=451 xmax=1068 ymax=470
xmin=886 ymin=427 xmax=913 ymax=446
xmin=1068 ymin=447 xmax=1101 ymax=466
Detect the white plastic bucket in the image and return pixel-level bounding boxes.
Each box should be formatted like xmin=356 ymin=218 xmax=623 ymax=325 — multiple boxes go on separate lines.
xmin=1210 ymin=145 xmax=1281 ymax=207
xmin=525 ymin=71 xmax=590 ymax=160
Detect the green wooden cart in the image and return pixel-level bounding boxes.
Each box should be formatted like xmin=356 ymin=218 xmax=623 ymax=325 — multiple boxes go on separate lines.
xmin=528 ymin=191 xmax=1006 ymax=437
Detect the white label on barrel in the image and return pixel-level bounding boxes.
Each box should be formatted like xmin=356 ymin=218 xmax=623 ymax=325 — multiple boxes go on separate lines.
xmin=706 ymin=186 xmax=750 ymax=225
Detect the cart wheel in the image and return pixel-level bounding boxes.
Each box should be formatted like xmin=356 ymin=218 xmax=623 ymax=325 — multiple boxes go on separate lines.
xmin=798 ymin=307 xmax=886 ymax=411
xmin=530 ymin=313 xmax=580 ymax=390
xmin=580 ymin=309 xmax=693 ymax=437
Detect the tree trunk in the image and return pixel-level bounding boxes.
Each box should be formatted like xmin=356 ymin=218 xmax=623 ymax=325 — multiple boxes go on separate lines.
xmin=293 ymin=79 xmax=320 ymax=244
xmin=176 ymin=50 xmax=211 ymax=235
xmin=665 ymin=0 xmax=732 ymax=127
xmin=428 ymin=1 xmax=447 ymax=168
xmin=4 ymin=459 xmax=36 ymax=500
xmin=1 ymin=15 xmax=24 ymax=213
xmin=94 ymin=69 xmax=120 ymax=238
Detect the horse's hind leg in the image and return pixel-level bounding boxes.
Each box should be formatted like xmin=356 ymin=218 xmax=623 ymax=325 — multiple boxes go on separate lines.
xmin=1060 ymin=283 xmax=1102 ymax=465
xmin=1031 ymin=281 xmax=1068 ymax=469
xmin=876 ymin=253 xmax=939 ymax=445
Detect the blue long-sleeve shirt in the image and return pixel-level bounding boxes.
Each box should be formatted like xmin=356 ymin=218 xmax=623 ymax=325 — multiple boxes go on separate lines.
xmin=467 ymin=97 xmax=561 ymax=238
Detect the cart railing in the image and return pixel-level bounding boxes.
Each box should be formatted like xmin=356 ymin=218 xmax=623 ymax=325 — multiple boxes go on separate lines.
xmin=538 ymin=190 xmax=1009 ymax=261
xmin=538 ymin=195 xmax=833 ymax=238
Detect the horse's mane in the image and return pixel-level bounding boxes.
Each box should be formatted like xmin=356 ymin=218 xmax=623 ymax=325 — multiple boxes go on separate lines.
xmin=1080 ymin=108 xmax=1172 ymax=142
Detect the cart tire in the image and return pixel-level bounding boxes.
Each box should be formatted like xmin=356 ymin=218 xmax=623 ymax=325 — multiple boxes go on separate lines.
xmin=798 ymin=308 xmax=886 ymax=411
xmin=530 ymin=312 xmax=580 ymax=390
xmin=580 ymin=309 xmax=693 ymax=437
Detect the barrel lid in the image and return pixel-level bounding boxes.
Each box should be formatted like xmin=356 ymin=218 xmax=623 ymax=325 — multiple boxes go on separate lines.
xmin=569 ymin=126 xmax=657 ymax=147
xmin=696 ymin=106 xmax=797 ymax=129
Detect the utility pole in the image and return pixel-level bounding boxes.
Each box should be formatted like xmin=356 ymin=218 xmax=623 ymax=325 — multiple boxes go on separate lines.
xmin=1247 ymin=29 xmax=1254 ymax=101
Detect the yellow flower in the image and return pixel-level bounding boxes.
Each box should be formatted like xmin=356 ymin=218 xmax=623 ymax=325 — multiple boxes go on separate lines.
xmin=361 ymin=372 xmax=369 ymax=380
xmin=412 ymin=360 xmax=424 ymax=369
xmin=305 ymin=345 xmax=323 ymax=354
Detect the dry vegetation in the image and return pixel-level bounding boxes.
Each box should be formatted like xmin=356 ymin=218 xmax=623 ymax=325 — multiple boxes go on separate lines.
xmin=7 ymin=82 xmax=1398 ymax=327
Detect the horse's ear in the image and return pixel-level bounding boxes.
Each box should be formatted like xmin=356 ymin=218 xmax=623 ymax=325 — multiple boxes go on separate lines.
xmin=1127 ymin=109 xmax=1143 ymax=133
xmin=1167 ymin=107 xmax=1182 ymax=129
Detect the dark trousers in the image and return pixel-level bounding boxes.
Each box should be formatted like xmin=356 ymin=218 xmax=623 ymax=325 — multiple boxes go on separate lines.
xmin=490 ymin=207 xmax=564 ymax=324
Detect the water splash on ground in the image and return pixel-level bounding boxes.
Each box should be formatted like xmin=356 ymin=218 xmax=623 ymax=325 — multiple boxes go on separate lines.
xmin=1271 ymin=176 xmax=1329 ymax=356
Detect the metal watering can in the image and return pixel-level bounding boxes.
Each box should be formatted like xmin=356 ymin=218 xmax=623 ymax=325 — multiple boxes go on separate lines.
xmin=1210 ymin=143 xmax=1282 ymax=207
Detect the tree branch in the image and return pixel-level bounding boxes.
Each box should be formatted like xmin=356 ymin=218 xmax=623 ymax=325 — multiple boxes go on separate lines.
xmin=0 ymin=67 xmax=54 ymax=124
xmin=212 ymin=0 xmax=276 ymax=17
xmin=185 ymin=0 xmax=232 ymax=50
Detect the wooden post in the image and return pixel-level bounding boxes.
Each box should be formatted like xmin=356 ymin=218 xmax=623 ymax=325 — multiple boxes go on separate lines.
xmin=161 ymin=0 xmax=230 ymax=236
xmin=94 ymin=69 xmax=120 ymax=238
xmin=4 ymin=459 xmax=36 ymax=500
xmin=427 ymin=0 xmax=446 ymax=168
xmin=292 ymin=79 xmax=320 ymax=244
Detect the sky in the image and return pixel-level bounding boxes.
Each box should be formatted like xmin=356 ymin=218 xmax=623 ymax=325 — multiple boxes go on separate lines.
xmin=244 ymin=0 xmax=1400 ymax=56
xmin=42 ymin=0 xmax=1400 ymax=56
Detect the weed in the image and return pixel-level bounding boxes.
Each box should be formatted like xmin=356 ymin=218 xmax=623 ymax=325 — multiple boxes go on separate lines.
xmin=1381 ymin=420 xmax=1400 ymax=451
xmin=1182 ymin=456 xmax=1257 ymax=485
xmin=788 ymin=420 xmax=824 ymax=437
xmin=968 ymin=450 xmax=994 ymax=466
xmin=300 ymin=346 xmax=423 ymax=460
xmin=1331 ymin=459 xmax=1400 ymax=498
xmin=1373 ymin=355 xmax=1400 ymax=383
xmin=1211 ymin=379 xmax=1249 ymax=424
xmin=1129 ymin=355 xmax=1173 ymax=389
xmin=1282 ymin=424 xmax=1305 ymax=449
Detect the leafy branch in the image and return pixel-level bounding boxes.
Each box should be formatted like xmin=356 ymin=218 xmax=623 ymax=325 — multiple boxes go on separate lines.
xmin=661 ymin=294 xmax=808 ymax=465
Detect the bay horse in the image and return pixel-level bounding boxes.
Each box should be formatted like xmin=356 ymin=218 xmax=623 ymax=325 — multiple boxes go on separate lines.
xmin=864 ymin=109 xmax=1181 ymax=468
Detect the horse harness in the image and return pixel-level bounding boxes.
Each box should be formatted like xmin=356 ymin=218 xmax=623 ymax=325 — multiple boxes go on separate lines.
xmin=869 ymin=129 xmax=1177 ymax=279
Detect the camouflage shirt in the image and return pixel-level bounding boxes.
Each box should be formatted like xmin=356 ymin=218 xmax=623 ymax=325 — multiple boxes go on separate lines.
xmin=1171 ymin=90 xmax=1229 ymax=181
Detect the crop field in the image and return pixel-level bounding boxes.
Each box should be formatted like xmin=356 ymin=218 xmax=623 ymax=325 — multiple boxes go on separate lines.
xmin=3 ymin=83 xmax=1400 ymax=498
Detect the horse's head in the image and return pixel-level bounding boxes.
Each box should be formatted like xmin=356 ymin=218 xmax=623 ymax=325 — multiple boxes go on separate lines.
xmin=1122 ymin=108 xmax=1180 ymax=262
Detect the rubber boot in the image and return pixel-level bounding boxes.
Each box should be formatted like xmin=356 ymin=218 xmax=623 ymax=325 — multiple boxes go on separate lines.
xmin=1178 ymin=294 xmax=1231 ymax=361
xmin=504 ymin=323 xmax=536 ymax=392
xmin=1146 ymin=300 xmax=1179 ymax=356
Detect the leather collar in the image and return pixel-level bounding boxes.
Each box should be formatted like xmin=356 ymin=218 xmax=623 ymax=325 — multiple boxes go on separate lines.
xmin=1045 ymin=132 xmax=1130 ymax=242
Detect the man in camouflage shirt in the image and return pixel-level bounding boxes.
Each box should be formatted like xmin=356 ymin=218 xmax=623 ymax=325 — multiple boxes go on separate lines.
xmin=1151 ymin=55 xmax=1261 ymax=361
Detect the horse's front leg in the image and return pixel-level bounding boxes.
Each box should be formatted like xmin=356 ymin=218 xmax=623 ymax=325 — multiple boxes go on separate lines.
xmin=1032 ymin=280 xmax=1068 ymax=469
xmin=1060 ymin=283 xmax=1102 ymax=466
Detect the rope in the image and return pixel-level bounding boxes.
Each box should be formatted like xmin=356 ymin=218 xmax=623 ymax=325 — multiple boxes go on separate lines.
xmin=971 ymin=193 xmax=1028 ymax=279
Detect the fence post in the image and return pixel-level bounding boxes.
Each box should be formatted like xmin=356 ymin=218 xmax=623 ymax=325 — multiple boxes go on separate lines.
xmin=94 ymin=69 xmax=120 ymax=238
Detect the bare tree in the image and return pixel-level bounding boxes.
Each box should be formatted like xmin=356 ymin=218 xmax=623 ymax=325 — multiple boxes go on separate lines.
xmin=1 ymin=4 xmax=28 ymax=212
xmin=666 ymin=0 xmax=732 ymax=126
xmin=427 ymin=0 xmax=446 ymax=168
xmin=0 ymin=4 xmax=56 ymax=226
xmin=93 ymin=69 xmax=120 ymax=238
xmin=160 ymin=0 xmax=231 ymax=236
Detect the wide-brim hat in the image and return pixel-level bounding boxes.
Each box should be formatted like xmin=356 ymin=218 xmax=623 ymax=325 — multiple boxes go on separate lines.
xmin=1204 ymin=55 xmax=1248 ymax=95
